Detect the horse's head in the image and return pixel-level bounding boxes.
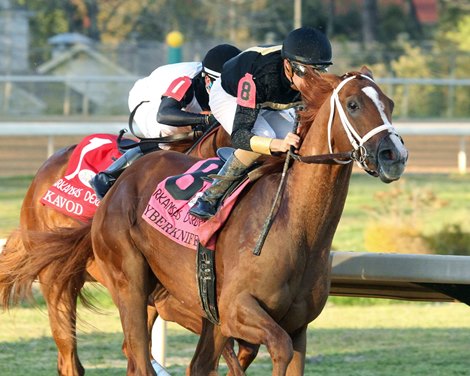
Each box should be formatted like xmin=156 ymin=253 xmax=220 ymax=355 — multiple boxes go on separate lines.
xmin=301 ymin=66 xmax=408 ymax=183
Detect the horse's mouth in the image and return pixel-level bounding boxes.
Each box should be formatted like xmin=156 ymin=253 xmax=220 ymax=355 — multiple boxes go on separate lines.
xmin=377 ymin=150 xmax=408 ymax=183
xmin=378 ymin=164 xmax=405 ymax=183
xmin=371 ymin=134 xmax=409 ymax=183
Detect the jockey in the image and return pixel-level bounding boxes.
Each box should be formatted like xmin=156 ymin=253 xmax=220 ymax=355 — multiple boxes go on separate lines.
xmin=90 ymin=43 xmax=241 ymax=199
xmin=189 ymin=27 xmax=333 ymax=219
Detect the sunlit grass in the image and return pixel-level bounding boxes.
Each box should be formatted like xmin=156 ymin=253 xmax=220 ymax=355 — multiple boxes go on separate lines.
xmin=1 ymin=174 xmax=470 ymax=374
xmin=2 ymin=173 xmax=470 ymax=252
xmin=1 ymin=285 xmax=469 ymax=376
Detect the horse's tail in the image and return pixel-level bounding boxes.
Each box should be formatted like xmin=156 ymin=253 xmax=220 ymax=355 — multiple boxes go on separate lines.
xmin=0 ymin=223 xmax=93 ymax=310
xmin=0 ymin=228 xmax=29 ymax=308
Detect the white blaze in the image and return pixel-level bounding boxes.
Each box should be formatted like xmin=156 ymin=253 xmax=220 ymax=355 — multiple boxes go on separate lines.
xmin=361 ymin=86 xmax=390 ymax=126
xmin=362 ymin=86 xmax=407 ymax=158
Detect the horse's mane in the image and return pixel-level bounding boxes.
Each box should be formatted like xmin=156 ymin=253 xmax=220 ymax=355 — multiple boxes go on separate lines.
xmin=250 ymin=69 xmax=370 ymax=175
xmin=256 ymin=68 xmax=336 ymax=175
xmin=297 ymin=67 xmax=335 ymax=140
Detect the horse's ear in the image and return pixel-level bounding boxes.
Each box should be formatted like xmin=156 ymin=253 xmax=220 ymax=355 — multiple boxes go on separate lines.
xmin=360 ymin=66 xmax=374 ymax=79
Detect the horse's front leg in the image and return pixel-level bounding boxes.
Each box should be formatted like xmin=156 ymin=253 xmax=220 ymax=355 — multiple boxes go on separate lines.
xmin=219 ymin=291 xmax=294 ymax=376
xmin=286 ymin=325 xmax=307 ymax=376
xmin=188 ymin=319 xmax=236 ymax=376
xmin=121 ymin=303 xmax=158 ymax=362
xmin=235 ymin=339 xmax=260 ymax=373
xmin=147 ymin=304 xmax=159 ymax=357
xmin=39 ymin=268 xmax=85 ymax=376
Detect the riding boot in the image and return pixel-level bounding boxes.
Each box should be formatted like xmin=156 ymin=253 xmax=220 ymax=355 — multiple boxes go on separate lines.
xmin=90 ymin=146 xmax=144 ymax=199
xmin=189 ymin=153 xmax=249 ymax=220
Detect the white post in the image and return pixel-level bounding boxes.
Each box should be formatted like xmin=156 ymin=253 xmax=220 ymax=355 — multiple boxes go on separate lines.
xmin=152 ymin=316 xmax=167 ymax=365
xmin=458 ymin=138 xmax=467 ymax=175
xmin=294 ymin=0 xmax=302 ymax=28
xmin=47 ymin=135 xmax=54 ymax=157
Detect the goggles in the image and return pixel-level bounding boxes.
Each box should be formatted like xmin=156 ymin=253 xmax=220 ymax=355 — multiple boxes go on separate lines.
xmin=202 ymin=67 xmax=220 ymax=80
xmin=291 ymin=61 xmax=330 ymax=77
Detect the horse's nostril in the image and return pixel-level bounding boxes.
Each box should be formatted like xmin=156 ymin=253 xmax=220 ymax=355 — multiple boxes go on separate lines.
xmin=379 ymin=148 xmax=395 ymax=161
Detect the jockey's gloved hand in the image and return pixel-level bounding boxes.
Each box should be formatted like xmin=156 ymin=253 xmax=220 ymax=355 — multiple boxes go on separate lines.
xmin=204 ymin=114 xmax=219 ymax=130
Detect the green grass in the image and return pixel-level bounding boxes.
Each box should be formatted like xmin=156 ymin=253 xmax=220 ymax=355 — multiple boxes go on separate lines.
xmin=0 ymin=175 xmax=31 ymax=238
xmin=333 ymin=173 xmax=470 ymax=252
xmin=1 ymin=284 xmax=469 ymax=375
xmin=1 ymin=173 xmax=470 ymax=374
xmin=1 ymin=173 xmax=470 ymax=252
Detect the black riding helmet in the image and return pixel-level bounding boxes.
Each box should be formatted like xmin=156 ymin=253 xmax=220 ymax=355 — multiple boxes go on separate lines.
xmin=281 ymin=27 xmax=332 ymax=68
xmin=202 ymin=44 xmax=241 ymax=79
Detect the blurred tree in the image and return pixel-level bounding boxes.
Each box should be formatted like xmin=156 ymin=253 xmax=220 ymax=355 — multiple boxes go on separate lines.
xmin=390 ymin=42 xmax=445 ymax=117
xmin=438 ymin=0 xmax=470 ymax=35
xmin=405 ymin=0 xmax=423 ymax=39
xmin=441 ymin=14 xmax=470 ymax=52
xmin=361 ymin=0 xmax=378 ymax=47
xmin=437 ymin=14 xmax=470 ymax=117
xmin=326 ymin=0 xmax=335 ymax=35
xmin=15 ymin=0 xmax=68 ymax=66
xmin=15 ymin=0 xmax=101 ymax=65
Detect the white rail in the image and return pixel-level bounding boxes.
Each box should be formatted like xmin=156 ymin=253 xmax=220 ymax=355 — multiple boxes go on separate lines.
xmin=1 ymin=120 xmax=469 ymax=136
xmin=2 ymin=120 xmax=468 ymax=173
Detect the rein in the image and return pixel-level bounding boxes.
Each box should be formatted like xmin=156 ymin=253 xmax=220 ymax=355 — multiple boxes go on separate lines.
xmin=252 ymin=74 xmax=395 ymax=256
xmin=292 ymin=75 xmax=397 ymax=168
xmin=253 ymin=106 xmax=302 ymax=256
xmin=290 ymin=147 xmax=371 ymax=165
xmin=185 ymin=122 xmax=221 ymax=157
xmin=326 ymin=74 xmax=396 ymax=170
xmin=119 ymin=100 xmax=207 ymax=151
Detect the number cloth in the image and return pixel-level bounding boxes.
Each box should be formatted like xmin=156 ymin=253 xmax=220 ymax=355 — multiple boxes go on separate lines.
xmin=40 ymin=134 xmax=123 ymax=222
xmin=142 ymin=158 xmax=250 ymax=250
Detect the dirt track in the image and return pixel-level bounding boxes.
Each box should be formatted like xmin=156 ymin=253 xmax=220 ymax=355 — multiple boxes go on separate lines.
xmin=0 ymin=134 xmax=468 ymax=177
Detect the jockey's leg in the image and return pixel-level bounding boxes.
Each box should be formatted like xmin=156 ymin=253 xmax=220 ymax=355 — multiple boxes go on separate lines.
xmin=189 ymin=149 xmax=259 ymax=220
xmin=90 ymin=145 xmax=144 ymax=199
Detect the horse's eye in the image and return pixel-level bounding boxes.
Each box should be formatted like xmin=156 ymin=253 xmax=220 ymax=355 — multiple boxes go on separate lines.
xmin=347 ymin=101 xmax=359 ymax=112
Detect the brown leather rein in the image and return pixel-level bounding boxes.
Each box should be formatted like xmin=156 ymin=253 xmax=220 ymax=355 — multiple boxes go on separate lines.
xmin=291 ymin=150 xmax=353 ymax=164
xmin=290 ymin=144 xmax=370 ymax=165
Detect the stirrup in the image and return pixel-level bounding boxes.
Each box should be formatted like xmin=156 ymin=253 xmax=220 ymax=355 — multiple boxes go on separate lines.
xmin=189 ymin=197 xmax=218 ymax=220
xmin=90 ymin=172 xmax=115 ymax=199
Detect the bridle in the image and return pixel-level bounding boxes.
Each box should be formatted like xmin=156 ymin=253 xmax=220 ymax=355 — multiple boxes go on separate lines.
xmin=255 ymin=74 xmax=399 ymax=256
xmin=292 ymin=74 xmax=398 ymax=175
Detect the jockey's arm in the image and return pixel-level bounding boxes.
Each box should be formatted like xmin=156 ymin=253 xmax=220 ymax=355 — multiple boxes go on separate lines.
xmin=157 ymin=96 xmax=213 ymax=129
xmin=231 ymin=105 xmax=299 ymax=155
xmin=157 ymin=97 xmax=218 ymax=129
xmin=230 ymin=105 xmax=259 ymax=150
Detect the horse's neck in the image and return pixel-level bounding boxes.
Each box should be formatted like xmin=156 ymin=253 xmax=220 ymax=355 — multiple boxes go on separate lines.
xmin=287 ymin=109 xmax=352 ymax=251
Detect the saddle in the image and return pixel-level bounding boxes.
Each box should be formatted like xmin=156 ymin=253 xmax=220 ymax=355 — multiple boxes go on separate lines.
xmin=142 ymin=148 xmax=256 ymax=249
xmin=142 ymin=147 xmax=269 ymax=324
xmin=40 ymin=133 xmax=127 ymax=222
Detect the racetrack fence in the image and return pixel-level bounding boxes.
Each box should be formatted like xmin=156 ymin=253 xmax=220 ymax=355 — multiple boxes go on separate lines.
xmin=0 ymin=120 xmax=468 ymax=176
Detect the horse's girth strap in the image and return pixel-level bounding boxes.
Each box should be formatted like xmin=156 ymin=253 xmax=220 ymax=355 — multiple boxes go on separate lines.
xmin=196 ymin=242 xmax=219 ymax=325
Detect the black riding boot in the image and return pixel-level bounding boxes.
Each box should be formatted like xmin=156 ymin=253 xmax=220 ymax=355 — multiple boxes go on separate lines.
xmin=90 ymin=146 xmax=144 ymax=199
xmin=189 ymin=153 xmax=248 ymax=220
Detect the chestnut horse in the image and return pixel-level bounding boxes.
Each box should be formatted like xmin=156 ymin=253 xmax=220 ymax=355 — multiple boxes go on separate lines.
xmin=0 ymin=126 xmax=248 ymax=376
xmin=88 ymin=67 xmax=407 ymax=375
xmin=4 ymin=67 xmax=408 ymax=375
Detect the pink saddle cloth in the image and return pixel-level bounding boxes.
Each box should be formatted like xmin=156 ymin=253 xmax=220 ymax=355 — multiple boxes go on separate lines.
xmin=142 ymin=157 xmax=250 ymax=250
xmin=40 ymin=133 xmax=123 ymax=222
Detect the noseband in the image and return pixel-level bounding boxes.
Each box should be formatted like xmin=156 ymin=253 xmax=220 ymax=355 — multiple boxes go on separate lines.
xmin=293 ymin=74 xmax=398 ymax=174
xmin=255 ymin=75 xmax=398 ymax=256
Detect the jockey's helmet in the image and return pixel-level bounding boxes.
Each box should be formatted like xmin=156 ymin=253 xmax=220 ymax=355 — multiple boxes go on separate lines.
xmin=281 ymin=27 xmax=332 ymax=72
xmin=202 ymin=44 xmax=241 ymax=79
